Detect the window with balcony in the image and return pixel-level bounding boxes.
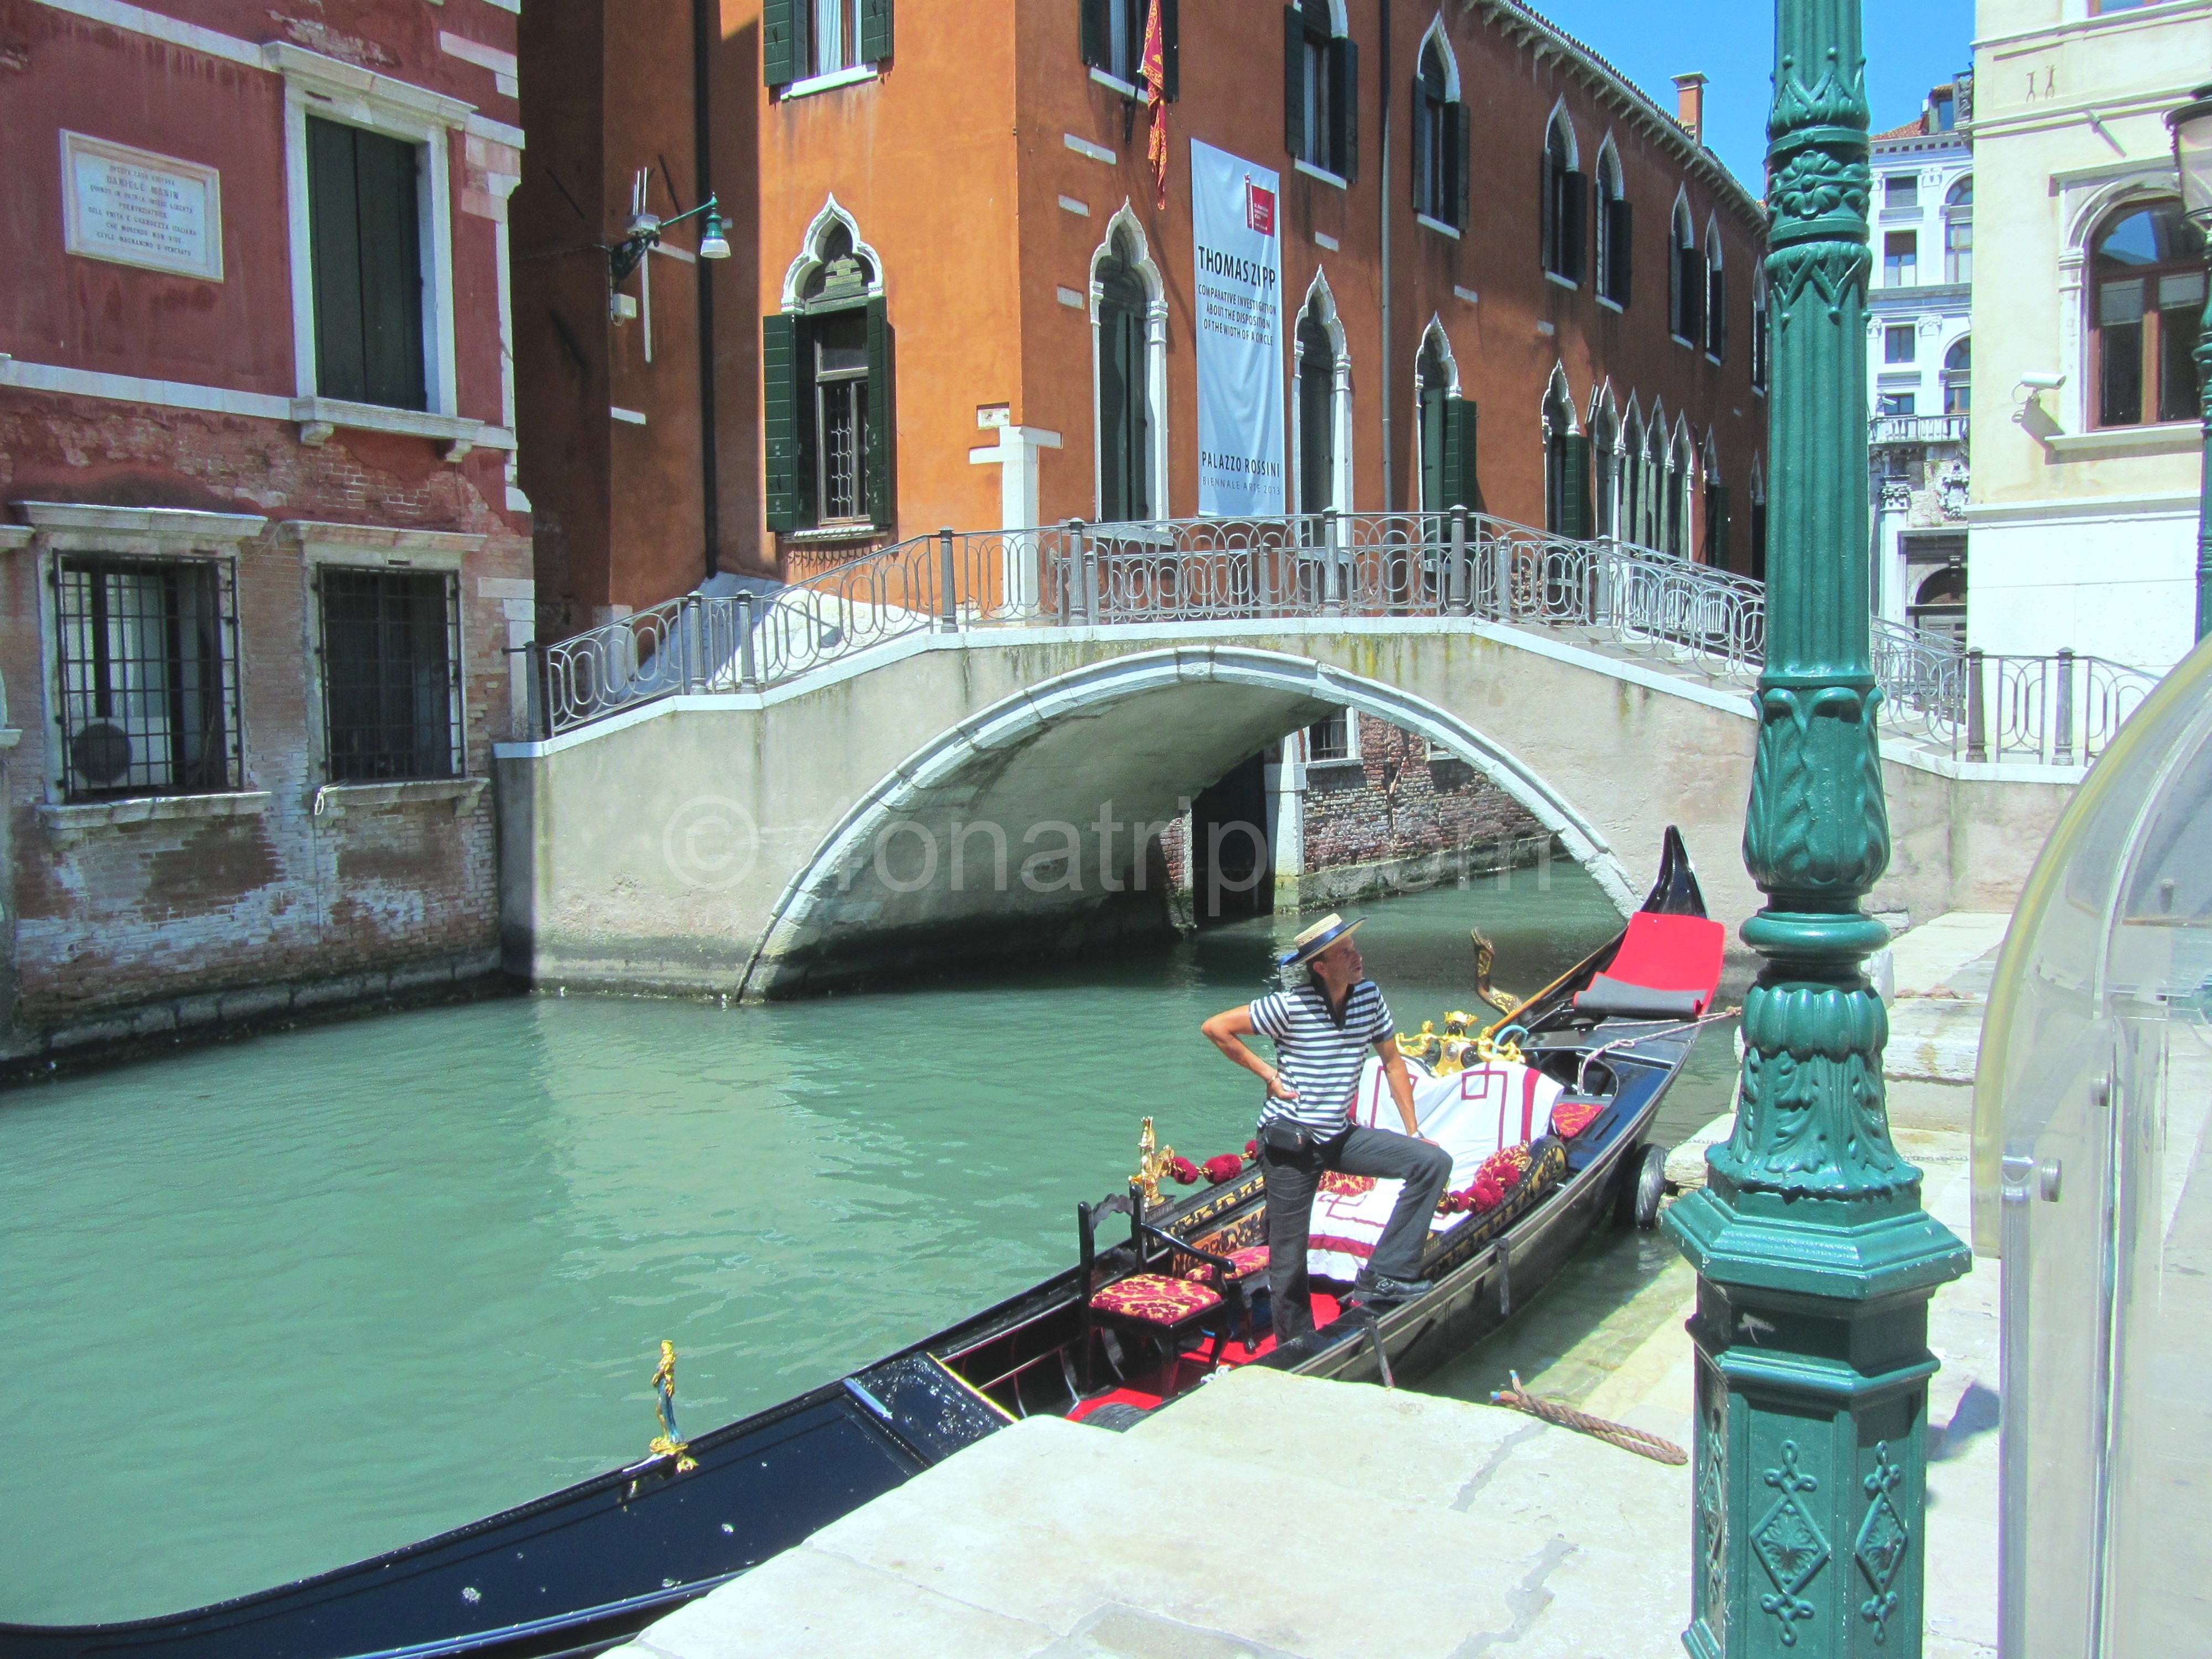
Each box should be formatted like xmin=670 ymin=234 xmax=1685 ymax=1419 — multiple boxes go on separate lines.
xmin=1885 ymin=325 xmax=1917 ymax=364
xmin=1943 ymin=336 xmax=1970 ymax=416
xmin=1943 ymin=176 xmax=1972 ymax=284
xmin=1878 ymin=390 xmax=1917 ymax=416
xmin=1884 ymin=231 xmax=1918 ymax=287
xmin=2089 ymin=199 xmax=2205 ymax=430
xmin=1097 ymin=226 xmax=1156 ymax=521
xmin=1284 ymin=1 xmax=1355 ymax=180
xmin=54 ymin=556 xmax=241 ymax=801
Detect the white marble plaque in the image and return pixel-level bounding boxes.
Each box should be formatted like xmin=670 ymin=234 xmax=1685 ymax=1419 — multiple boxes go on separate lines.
xmin=61 ymin=132 xmax=223 ymax=281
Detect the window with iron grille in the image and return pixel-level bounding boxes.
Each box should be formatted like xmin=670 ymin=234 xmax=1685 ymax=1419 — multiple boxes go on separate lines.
xmin=1308 ymin=710 xmax=1352 ymax=762
xmin=319 ymin=568 xmax=461 ymax=782
xmin=54 ymin=556 xmax=240 ymax=801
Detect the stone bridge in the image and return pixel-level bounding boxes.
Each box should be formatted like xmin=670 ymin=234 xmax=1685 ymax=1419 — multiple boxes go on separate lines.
xmin=492 ymin=615 xmax=2074 ymax=999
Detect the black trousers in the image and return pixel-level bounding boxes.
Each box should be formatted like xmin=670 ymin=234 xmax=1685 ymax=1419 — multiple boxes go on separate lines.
xmin=1258 ymin=1124 xmax=1454 ymax=1342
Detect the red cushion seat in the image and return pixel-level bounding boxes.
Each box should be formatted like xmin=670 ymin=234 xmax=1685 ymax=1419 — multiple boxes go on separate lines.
xmin=1090 ymin=1274 xmax=1224 ymax=1326
xmin=1186 ymin=1245 xmax=1270 ymax=1282
xmin=1574 ymin=911 xmax=1726 ymax=1019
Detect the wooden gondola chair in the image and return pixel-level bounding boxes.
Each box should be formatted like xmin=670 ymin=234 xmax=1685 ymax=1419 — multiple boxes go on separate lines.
xmin=1076 ymin=1198 xmax=1254 ymax=1390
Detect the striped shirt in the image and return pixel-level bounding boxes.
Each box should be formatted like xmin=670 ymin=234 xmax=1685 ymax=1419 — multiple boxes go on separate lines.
xmin=1249 ymin=979 xmax=1396 ymax=1133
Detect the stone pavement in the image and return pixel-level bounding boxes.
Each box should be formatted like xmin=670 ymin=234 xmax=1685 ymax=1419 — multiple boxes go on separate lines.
xmin=607 ymin=1130 xmax=1996 ymax=1659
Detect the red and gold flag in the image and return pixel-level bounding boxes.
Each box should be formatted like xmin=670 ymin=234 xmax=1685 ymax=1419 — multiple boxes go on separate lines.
xmin=1141 ymin=0 xmax=1168 ymax=208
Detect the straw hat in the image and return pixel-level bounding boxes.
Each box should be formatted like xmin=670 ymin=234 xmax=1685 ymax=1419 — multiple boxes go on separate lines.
xmin=1277 ymin=912 xmax=1367 ymax=969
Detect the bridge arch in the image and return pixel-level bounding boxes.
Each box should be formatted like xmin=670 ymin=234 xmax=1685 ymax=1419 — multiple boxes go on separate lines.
xmin=740 ymin=645 xmax=1636 ymax=998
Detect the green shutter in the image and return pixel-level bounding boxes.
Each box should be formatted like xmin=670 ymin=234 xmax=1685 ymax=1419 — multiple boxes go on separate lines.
xmin=865 ymin=296 xmax=896 ymax=530
xmin=1331 ymin=36 xmax=1357 ymax=180
xmin=308 ymin=119 xmax=366 ymax=404
xmin=1610 ymin=198 xmax=1633 ymax=305
xmin=1709 ymin=267 xmax=1727 ymax=359
xmin=1282 ymin=8 xmax=1304 ymax=160
xmin=1561 ymin=434 xmax=1593 ymax=538
xmin=1455 ymin=102 xmax=1471 ymax=230
xmin=1710 ymin=485 xmax=1732 ymax=567
xmin=763 ymin=312 xmax=802 ymax=531
xmin=1420 ymin=387 xmax=1446 ymax=510
xmin=307 ymin=116 xmax=424 ymax=412
xmin=1561 ymin=170 xmax=1587 ymax=284
xmin=859 ymin=0 xmax=892 ymax=64
xmin=1441 ymin=397 xmax=1479 ymax=510
xmin=764 ymin=0 xmax=796 ymax=87
xmin=1539 ymin=148 xmax=1556 ymax=272
xmin=1161 ymin=0 xmax=1179 ymax=99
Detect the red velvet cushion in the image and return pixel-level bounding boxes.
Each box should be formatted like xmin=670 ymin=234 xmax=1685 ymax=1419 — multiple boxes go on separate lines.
xmin=1186 ymin=1245 xmax=1270 ymax=1282
xmin=1552 ymin=1100 xmax=1603 ymax=1139
xmin=1594 ymin=911 xmax=1725 ymax=1015
xmin=1091 ymin=1275 xmax=1224 ymax=1325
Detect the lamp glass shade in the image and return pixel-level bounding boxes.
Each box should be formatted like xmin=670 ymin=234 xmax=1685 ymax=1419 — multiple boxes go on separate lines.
xmin=2173 ymin=94 xmax=2212 ymax=226
xmin=698 ymin=211 xmax=732 ymax=260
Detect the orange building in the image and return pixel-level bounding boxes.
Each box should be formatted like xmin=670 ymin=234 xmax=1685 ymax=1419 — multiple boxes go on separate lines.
xmin=514 ymin=0 xmax=1768 ymax=629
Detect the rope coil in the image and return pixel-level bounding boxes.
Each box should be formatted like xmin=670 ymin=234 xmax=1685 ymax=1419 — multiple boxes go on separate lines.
xmin=1489 ymin=1370 xmax=1688 ymax=1466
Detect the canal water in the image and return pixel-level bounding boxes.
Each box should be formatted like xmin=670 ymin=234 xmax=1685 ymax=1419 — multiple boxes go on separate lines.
xmin=0 ymin=866 xmax=1736 ymax=1624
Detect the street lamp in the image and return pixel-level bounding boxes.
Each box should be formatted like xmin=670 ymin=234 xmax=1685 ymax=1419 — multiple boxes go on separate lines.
xmin=609 ymin=194 xmax=731 ymax=284
xmin=1661 ymin=1 xmax=1971 ymax=1655
xmin=2166 ymin=85 xmax=2212 ymax=640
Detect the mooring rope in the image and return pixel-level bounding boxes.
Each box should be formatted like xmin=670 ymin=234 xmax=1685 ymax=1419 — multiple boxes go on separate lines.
xmin=1488 ymin=1370 xmax=1688 ymax=1466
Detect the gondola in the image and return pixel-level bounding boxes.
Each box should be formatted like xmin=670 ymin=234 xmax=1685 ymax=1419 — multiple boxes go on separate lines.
xmin=2 ymin=829 xmax=1723 ymax=1659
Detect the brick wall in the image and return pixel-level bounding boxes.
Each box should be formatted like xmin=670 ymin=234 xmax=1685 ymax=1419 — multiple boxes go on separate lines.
xmin=1300 ymin=715 xmax=1546 ymax=885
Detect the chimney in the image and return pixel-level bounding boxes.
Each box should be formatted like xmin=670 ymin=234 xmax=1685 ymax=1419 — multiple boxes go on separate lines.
xmin=1673 ymin=72 xmax=1709 ymax=145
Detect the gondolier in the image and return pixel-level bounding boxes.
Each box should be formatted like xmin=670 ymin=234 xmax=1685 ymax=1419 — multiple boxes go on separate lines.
xmin=1201 ymin=913 xmax=1453 ymax=1341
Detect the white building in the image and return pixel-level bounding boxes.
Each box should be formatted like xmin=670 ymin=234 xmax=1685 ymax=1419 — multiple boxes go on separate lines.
xmin=1868 ymin=80 xmax=1975 ymax=640
xmin=1969 ymin=0 xmax=2211 ymax=675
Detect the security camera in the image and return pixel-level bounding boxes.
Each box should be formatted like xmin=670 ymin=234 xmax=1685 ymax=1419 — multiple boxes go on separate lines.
xmin=2017 ymin=371 xmax=2067 ymax=391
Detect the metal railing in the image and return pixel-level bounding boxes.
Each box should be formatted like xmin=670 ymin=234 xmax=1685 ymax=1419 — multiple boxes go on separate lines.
xmin=528 ymin=512 xmax=2152 ymax=769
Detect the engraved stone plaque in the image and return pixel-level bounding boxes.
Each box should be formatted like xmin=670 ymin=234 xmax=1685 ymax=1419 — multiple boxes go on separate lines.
xmin=61 ymin=131 xmax=223 ymax=281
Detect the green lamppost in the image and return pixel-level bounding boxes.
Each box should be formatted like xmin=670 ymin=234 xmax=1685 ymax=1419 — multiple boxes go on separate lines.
xmin=1662 ymin=0 xmax=1973 ymax=1653
xmin=2166 ymin=85 xmax=2212 ymax=642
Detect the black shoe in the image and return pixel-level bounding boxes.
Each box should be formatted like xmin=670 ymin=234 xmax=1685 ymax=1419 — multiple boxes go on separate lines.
xmin=1348 ymin=1272 xmax=1433 ymax=1305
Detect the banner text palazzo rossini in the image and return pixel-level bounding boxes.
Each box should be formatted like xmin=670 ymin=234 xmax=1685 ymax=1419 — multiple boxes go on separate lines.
xmin=1190 ymin=139 xmax=1285 ymax=517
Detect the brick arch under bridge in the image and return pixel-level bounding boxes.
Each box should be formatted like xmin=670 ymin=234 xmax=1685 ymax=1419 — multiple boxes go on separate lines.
xmin=494 ymin=620 xmax=2064 ymax=999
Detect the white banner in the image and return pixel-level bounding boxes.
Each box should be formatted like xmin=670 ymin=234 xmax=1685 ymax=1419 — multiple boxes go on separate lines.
xmin=1190 ymin=139 xmax=1284 ymax=517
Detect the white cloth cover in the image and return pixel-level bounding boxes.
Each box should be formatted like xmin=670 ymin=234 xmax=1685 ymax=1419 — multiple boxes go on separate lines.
xmin=1303 ymin=1057 xmax=1564 ymax=1284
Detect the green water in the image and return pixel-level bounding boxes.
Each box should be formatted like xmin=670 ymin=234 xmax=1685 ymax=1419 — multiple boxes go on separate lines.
xmin=0 ymin=868 xmax=1736 ymax=1624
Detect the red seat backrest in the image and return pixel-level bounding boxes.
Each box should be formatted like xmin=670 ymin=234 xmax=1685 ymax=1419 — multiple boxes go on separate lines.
xmin=1605 ymin=912 xmax=1726 ymax=1014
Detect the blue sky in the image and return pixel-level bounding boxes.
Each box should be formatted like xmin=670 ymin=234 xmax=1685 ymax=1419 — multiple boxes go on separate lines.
xmin=1526 ymin=0 xmax=1978 ymax=191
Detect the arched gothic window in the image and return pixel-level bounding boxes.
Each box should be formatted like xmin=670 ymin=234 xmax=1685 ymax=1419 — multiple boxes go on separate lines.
xmin=2089 ymin=199 xmax=2204 ymax=429
xmin=1541 ymin=109 xmax=1585 ymax=283
xmin=1669 ymin=196 xmax=1704 ymax=346
xmin=1412 ymin=28 xmax=1463 ymax=229
xmin=1416 ymin=325 xmax=1476 ymax=511
xmin=1588 ymin=395 xmax=1620 ymax=539
xmin=1285 ymin=0 xmax=1355 ymax=179
xmin=1542 ymin=371 xmax=1588 ymax=536
xmin=1751 ymin=266 xmax=1770 ymax=392
xmin=766 ymin=207 xmax=894 ymax=534
xmin=1294 ymin=279 xmax=1350 ymax=516
xmin=1095 ymin=223 xmax=1159 ymax=521
xmin=1621 ymin=406 xmax=1646 ymax=548
xmin=1703 ymin=220 xmax=1726 ymax=361
xmin=1594 ymin=142 xmax=1630 ymax=305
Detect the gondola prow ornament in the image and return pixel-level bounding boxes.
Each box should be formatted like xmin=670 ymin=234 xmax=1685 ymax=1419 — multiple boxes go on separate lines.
xmin=647 ymin=1340 xmax=698 ymax=1474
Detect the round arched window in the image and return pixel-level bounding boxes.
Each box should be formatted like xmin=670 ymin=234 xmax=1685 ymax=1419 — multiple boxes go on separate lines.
xmin=1944 ymin=335 xmax=1971 ymax=416
xmin=2090 ymin=199 xmax=2205 ymax=429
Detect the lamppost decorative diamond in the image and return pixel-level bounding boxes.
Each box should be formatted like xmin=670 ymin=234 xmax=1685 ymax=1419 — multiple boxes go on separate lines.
xmin=1855 ymin=1441 xmax=1910 ymax=1643
xmin=1752 ymin=1443 xmax=1829 ymax=1643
